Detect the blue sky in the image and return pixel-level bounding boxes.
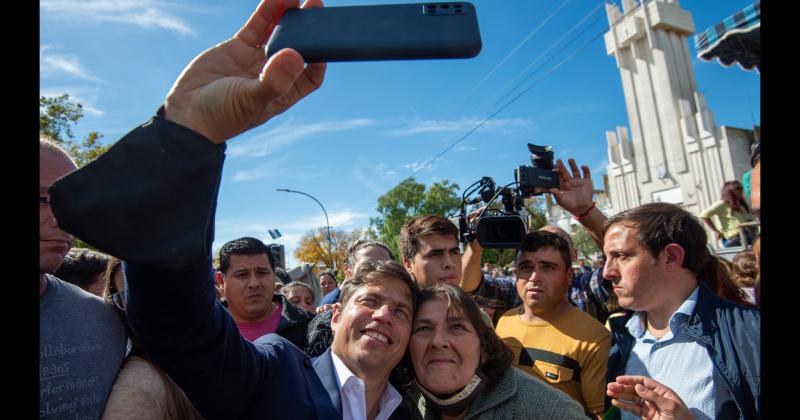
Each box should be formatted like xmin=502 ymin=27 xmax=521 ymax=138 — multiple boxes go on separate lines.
xmin=41 ymin=0 xmax=760 ymax=268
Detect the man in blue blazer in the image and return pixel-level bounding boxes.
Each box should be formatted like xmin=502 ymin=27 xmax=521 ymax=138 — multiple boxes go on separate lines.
xmin=49 ymin=0 xmax=415 ymax=418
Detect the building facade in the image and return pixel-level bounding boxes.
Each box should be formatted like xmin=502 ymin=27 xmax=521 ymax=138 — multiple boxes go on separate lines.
xmin=603 ymin=0 xmax=756 ymax=216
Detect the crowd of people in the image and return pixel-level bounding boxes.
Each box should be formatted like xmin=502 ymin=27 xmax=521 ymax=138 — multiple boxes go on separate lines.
xmin=39 ymin=1 xmax=761 ymax=419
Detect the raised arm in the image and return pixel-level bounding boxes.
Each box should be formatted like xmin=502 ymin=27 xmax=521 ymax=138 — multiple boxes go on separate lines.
xmin=548 ymin=158 xmax=607 ymax=250
xmin=49 ymin=1 xmax=327 ymax=418
xmin=460 ymin=239 xmax=484 ymax=293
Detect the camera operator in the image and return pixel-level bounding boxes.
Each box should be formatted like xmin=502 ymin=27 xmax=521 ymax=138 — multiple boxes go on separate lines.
xmin=460 ymin=158 xmax=612 ymax=323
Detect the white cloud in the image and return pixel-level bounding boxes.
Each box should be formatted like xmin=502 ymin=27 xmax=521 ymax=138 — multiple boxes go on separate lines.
xmin=403 ymin=160 xmax=435 ymax=172
xmin=40 ymin=45 xmax=98 ymax=82
xmin=387 ymin=117 xmax=530 ymax=136
xmin=228 ymin=118 xmax=377 ymax=158
xmin=40 ymin=0 xmax=196 ymax=35
xmin=455 ymin=144 xmax=478 ymax=152
xmin=40 ymin=85 xmax=106 ymax=117
xmin=231 ymin=169 xmax=271 ymax=182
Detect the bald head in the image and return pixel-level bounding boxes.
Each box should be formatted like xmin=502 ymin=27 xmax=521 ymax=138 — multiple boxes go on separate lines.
xmin=40 ymin=137 xmax=78 ymax=276
xmin=538 ymin=225 xmax=578 ymax=262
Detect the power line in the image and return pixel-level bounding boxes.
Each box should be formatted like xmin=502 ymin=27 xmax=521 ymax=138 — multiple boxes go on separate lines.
xmin=457 ymin=0 xmax=574 ymax=105
xmin=481 ymin=0 xmax=607 ymax=112
xmin=336 ymin=0 xmax=648 ymax=229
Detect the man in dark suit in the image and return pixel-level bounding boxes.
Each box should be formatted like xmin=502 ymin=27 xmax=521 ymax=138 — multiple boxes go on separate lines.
xmin=48 ymin=0 xmax=415 ymax=418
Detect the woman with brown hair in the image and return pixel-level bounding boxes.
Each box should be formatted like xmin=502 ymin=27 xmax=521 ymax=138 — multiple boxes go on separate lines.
xmin=700 ymin=180 xmax=756 ymax=248
xmin=405 ymin=283 xmax=585 ymax=419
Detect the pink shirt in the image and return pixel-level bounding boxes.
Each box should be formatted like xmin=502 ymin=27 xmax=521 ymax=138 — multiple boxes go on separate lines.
xmin=235 ymin=301 xmax=283 ymax=342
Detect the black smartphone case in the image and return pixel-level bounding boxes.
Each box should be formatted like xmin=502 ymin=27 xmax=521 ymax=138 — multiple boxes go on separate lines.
xmin=265 ymin=2 xmax=482 ymax=62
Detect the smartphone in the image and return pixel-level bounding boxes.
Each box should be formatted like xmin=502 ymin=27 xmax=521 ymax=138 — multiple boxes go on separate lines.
xmin=265 ymin=2 xmax=482 ymax=62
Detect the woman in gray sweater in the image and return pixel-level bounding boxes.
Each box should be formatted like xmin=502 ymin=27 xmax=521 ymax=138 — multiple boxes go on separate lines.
xmin=405 ymin=283 xmax=587 ymax=419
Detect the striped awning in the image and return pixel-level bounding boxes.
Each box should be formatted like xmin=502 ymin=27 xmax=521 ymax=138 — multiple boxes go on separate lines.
xmin=694 ymin=1 xmax=760 ymax=73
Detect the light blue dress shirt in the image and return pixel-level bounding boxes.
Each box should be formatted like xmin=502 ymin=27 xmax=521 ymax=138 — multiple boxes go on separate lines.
xmin=621 ymin=286 xmax=715 ymax=420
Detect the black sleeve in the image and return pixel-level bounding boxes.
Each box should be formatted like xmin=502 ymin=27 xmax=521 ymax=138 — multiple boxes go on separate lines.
xmin=49 ymin=109 xmax=225 ymax=270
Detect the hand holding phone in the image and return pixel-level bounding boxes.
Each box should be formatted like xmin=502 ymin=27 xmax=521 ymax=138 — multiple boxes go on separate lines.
xmin=265 ymin=2 xmax=482 ymax=62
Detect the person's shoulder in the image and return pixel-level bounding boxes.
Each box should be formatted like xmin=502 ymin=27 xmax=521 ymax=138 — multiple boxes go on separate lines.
xmin=50 ymin=275 xmax=114 ymax=310
xmin=497 ymin=306 xmax=522 ymax=322
xmin=510 ymin=369 xmax=586 ymax=417
xmin=253 ymin=333 xmax=304 ymax=356
xmin=562 ymin=307 xmax=611 ymax=340
xmin=484 ymin=274 xmax=514 ymax=286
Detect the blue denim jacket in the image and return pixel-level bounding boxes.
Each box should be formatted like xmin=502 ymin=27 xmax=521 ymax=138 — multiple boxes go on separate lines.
xmin=606 ymin=281 xmax=760 ymax=419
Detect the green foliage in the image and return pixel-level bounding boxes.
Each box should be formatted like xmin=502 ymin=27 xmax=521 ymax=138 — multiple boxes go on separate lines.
xmin=40 ymin=94 xmax=109 ymax=167
xmin=572 ymin=225 xmax=600 ymax=259
xmin=369 ymin=177 xmax=461 ymax=258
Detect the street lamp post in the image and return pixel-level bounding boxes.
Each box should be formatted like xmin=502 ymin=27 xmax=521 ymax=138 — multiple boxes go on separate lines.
xmin=276 ymin=188 xmax=334 ymax=270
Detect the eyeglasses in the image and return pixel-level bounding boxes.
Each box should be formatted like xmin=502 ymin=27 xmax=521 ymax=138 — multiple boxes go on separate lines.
xmin=109 ymin=290 xmax=127 ymax=311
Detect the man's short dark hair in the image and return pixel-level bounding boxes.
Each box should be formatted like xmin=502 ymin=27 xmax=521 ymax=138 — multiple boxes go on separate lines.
xmin=338 ymin=260 xmax=419 ymax=312
xmin=750 ymin=140 xmax=760 ymax=168
xmin=515 ymin=231 xmax=572 ymax=270
xmin=346 ymin=238 xmax=395 ymax=268
xmin=218 ymin=237 xmax=274 ymax=273
xmin=398 ymin=215 xmax=459 ymax=261
xmin=604 ymin=203 xmax=708 ymax=275
xmin=55 ymin=248 xmax=111 ymax=289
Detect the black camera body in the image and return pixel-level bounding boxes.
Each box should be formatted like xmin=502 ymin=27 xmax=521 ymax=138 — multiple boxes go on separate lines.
xmin=515 ymin=144 xmax=559 ymax=196
xmin=458 ymin=143 xmax=558 ymax=249
xmin=473 ymin=215 xmax=527 ymax=248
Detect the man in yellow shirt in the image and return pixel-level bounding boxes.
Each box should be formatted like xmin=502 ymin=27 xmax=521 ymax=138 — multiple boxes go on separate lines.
xmin=495 ymin=231 xmax=610 ymax=419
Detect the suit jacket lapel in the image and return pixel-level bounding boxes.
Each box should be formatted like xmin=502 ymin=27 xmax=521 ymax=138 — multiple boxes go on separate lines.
xmin=312 ymin=348 xmax=343 ymax=416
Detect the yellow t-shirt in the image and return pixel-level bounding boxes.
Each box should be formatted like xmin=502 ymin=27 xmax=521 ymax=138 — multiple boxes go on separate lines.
xmin=495 ymin=306 xmax=611 ymax=416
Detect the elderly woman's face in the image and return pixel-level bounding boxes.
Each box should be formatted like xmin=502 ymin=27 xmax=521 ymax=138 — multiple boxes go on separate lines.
xmin=410 ymin=297 xmax=481 ymax=395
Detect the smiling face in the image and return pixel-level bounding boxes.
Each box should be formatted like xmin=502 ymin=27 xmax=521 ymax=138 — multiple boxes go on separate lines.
xmin=220 ymin=253 xmax=275 ymax=323
xmin=405 ymin=234 xmax=462 ymax=287
xmin=410 ymin=297 xmax=481 ymax=395
xmin=330 ymin=275 xmax=412 ymax=380
xmin=40 ymin=147 xmax=77 ymax=275
xmin=514 ymin=247 xmax=573 ymax=315
xmin=603 ymin=224 xmax=665 ymax=312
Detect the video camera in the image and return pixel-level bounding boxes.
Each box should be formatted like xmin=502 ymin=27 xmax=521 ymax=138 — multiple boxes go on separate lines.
xmin=457 ymin=143 xmax=559 ymax=248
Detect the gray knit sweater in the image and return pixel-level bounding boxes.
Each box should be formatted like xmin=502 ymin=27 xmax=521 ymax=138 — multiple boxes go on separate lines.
xmin=408 ymin=367 xmax=587 ymax=419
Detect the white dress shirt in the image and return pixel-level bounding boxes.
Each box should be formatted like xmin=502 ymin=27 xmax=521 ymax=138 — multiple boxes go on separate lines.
xmin=331 ymin=351 xmax=402 ymax=420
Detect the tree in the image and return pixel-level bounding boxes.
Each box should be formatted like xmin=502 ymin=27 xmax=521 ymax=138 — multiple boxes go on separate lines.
xmin=571 ymin=225 xmax=601 ymax=260
xmin=369 ymin=178 xmax=461 ymax=258
xmin=294 ymin=228 xmax=361 ymax=273
xmin=40 ymin=94 xmax=109 ymax=167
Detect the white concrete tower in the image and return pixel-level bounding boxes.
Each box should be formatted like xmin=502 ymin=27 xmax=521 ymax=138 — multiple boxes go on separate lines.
xmin=603 ymin=0 xmax=754 ymax=216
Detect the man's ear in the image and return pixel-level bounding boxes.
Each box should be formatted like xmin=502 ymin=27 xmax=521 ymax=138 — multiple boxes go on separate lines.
xmin=330 ymin=303 xmax=342 ymax=333
xmin=662 ymin=244 xmax=686 ymax=270
xmin=215 ymin=271 xmax=225 ymax=291
xmin=343 ymin=263 xmax=352 ymax=279
xmin=403 ymin=257 xmax=413 ymax=272
xmin=566 ymin=266 xmax=574 ymax=281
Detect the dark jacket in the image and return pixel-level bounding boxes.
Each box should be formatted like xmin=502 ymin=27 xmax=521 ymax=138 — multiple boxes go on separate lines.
xmin=606 ymin=281 xmax=760 ymax=419
xmin=273 ymin=293 xmax=313 ymax=348
xmin=49 ymin=113 xmax=410 ymax=420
